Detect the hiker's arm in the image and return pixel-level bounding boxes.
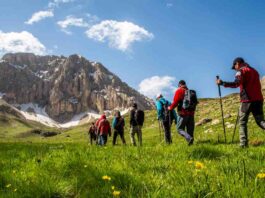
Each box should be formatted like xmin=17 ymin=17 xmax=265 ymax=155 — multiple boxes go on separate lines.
xmin=221 ymin=72 xmax=242 ymax=88
xmin=169 ymin=89 xmax=182 ymax=110
xmin=156 ymin=101 xmax=163 ymax=119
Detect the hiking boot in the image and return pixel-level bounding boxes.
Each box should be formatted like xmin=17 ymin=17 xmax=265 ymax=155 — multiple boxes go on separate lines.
xmin=188 ymin=138 xmax=194 ymax=146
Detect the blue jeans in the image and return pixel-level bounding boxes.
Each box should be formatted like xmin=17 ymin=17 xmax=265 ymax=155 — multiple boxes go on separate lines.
xmin=98 ymin=134 xmax=108 ymax=145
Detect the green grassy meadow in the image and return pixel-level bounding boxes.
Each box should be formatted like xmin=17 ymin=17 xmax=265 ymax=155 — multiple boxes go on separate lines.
xmin=0 ymin=94 xmax=265 ymax=197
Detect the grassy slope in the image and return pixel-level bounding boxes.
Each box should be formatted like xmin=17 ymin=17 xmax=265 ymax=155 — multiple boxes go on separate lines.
xmin=0 ymin=93 xmax=265 ymax=197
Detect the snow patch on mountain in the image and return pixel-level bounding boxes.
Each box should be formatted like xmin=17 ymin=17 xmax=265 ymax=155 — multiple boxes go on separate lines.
xmin=0 ymin=92 xmax=5 ymax=99
xmin=15 ymin=103 xmax=129 ymax=128
xmin=9 ymin=63 xmax=27 ymax=69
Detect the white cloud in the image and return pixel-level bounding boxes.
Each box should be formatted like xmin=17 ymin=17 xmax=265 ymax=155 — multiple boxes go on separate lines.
xmin=57 ymin=15 xmax=89 ymax=34
xmin=85 ymin=20 xmax=154 ymax=51
xmin=138 ymin=76 xmax=176 ymax=99
xmin=25 ymin=10 xmax=54 ymax=25
xmin=0 ymin=31 xmax=46 ymax=55
xmin=48 ymin=0 xmax=75 ymax=8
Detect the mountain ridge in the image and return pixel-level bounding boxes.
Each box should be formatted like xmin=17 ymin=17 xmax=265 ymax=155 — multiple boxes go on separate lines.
xmin=0 ymin=53 xmax=154 ymax=123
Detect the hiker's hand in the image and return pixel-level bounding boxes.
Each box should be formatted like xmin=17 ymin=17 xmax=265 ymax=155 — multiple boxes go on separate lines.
xmin=168 ymin=106 xmax=172 ymax=111
xmin=216 ymin=79 xmax=223 ymax=85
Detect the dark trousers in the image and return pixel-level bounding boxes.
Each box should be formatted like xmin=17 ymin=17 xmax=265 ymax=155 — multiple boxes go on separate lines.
xmin=177 ymin=115 xmax=194 ymax=142
xmin=89 ymin=133 xmax=96 ymax=145
xmin=160 ymin=119 xmax=172 ymax=144
xmin=112 ymin=129 xmax=126 ymax=145
xmin=239 ymin=101 xmax=265 ymax=146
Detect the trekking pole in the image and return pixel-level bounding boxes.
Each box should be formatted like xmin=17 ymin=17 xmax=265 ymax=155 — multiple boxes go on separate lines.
xmin=216 ymin=76 xmax=227 ymax=143
xmin=158 ymin=119 xmax=162 ymax=142
xmin=168 ymin=110 xmax=172 ymax=143
xmin=232 ymin=108 xmax=240 ymax=143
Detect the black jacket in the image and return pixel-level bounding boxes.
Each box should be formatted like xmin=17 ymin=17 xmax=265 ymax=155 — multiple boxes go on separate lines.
xmin=130 ymin=109 xmax=138 ymax=127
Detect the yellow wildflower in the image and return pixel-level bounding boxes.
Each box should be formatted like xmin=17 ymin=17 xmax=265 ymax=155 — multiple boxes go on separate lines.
xmin=84 ymin=165 xmax=88 ymax=168
xmin=113 ymin=190 xmax=121 ymax=196
xmin=13 ymin=170 xmax=16 ymax=174
xmin=102 ymin=175 xmax=111 ymax=181
xmin=188 ymin=160 xmax=193 ymax=164
xmin=195 ymin=161 xmax=204 ymax=169
xmin=256 ymin=173 xmax=265 ymax=179
xmin=14 ymin=189 xmax=17 ymax=192
xmin=112 ymin=186 xmax=115 ymax=190
xmin=6 ymin=184 xmax=11 ymax=188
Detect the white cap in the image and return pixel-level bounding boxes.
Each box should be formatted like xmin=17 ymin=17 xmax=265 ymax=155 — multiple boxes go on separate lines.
xmin=156 ymin=93 xmax=163 ymax=99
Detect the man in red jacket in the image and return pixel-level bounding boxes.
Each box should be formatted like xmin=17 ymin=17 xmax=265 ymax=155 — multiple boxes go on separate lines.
xmin=97 ymin=114 xmax=111 ymax=145
xmin=217 ymin=57 xmax=265 ymax=147
xmin=168 ymin=80 xmax=195 ymax=145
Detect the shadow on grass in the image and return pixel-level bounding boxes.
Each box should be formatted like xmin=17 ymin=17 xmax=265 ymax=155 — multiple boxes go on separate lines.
xmin=196 ymin=139 xmax=240 ymax=145
xmin=188 ymin=146 xmax=227 ymax=160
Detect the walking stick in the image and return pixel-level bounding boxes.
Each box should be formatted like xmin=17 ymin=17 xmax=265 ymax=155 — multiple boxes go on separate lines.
xmin=168 ymin=110 xmax=172 ymax=143
xmin=216 ymin=76 xmax=227 ymax=143
xmin=158 ymin=119 xmax=162 ymax=142
xmin=232 ymin=108 xmax=240 ymax=143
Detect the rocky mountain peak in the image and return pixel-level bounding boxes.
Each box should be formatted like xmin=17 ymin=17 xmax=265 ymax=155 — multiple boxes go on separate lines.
xmin=0 ymin=53 xmax=154 ymax=123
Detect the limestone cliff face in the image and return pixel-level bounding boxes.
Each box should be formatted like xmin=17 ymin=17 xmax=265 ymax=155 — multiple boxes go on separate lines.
xmin=0 ymin=53 xmax=154 ymax=122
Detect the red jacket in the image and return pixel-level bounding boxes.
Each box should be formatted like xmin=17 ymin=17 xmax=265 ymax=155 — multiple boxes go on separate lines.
xmin=223 ymin=65 xmax=263 ymax=102
xmin=169 ymin=86 xmax=195 ymax=116
xmin=97 ymin=115 xmax=111 ymax=136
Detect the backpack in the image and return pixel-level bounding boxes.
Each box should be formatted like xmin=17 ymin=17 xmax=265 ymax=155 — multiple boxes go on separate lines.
xmin=182 ymin=89 xmax=198 ymax=111
xmin=159 ymin=100 xmax=175 ymax=123
xmin=114 ymin=117 xmax=124 ymax=131
xmin=135 ymin=110 xmax=145 ymax=126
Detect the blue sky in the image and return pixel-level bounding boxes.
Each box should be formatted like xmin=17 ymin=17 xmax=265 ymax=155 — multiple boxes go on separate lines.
xmin=0 ymin=0 xmax=265 ymax=100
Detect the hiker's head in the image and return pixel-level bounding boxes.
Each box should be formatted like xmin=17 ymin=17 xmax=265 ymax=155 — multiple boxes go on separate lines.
xmin=232 ymin=57 xmax=245 ymax=70
xmin=132 ymin=103 xmax=137 ymax=109
xmin=178 ymin=80 xmax=186 ymax=87
xmin=156 ymin=94 xmax=163 ymax=100
xmin=115 ymin=111 xmax=121 ymax=117
xmin=91 ymin=122 xmax=95 ymax=125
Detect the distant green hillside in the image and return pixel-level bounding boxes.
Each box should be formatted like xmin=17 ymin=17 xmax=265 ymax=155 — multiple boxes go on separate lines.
xmin=0 ymin=91 xmax=264 ymax=145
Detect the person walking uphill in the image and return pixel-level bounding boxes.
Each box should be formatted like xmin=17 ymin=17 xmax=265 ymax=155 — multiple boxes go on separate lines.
xmin=112 ymin=111 xmax=126 ymax=145
xmin=88 ymin=122 xmax=97 ymax=145
xmin=168 ymin=80 xmax=198 ymax=145
xmin=130 ymin=103 xmax=144 ymax=146
xmin=216 ymin=57 xmax=265 ymax=148
xmin=97 ymin=114 xmax=111 ymax=146
xmin=156 ymin=94 xmax=177 ymax=144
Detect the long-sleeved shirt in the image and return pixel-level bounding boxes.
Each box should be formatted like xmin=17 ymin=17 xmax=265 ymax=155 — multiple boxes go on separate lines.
xmin=169 ymin=86 xmax=195 ymax=116
xmin=222 ymin=65 xmax=263 ymax=102
xmin=130 ymin=109 xmax=137 ymax=127
xmin=97 ymin=118 xmax=111 ymax=136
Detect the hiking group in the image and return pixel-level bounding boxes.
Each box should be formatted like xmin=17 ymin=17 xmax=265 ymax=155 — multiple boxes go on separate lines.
xmin=88 ymin=103 xmax=145 ymax=146
xmin=88 ymin=57 xmax=265 ymax=148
